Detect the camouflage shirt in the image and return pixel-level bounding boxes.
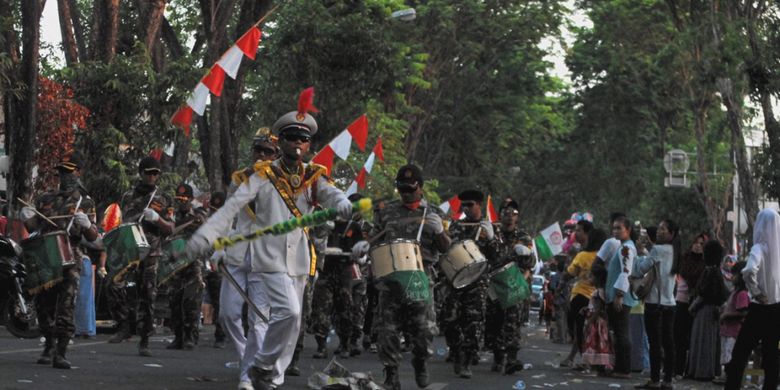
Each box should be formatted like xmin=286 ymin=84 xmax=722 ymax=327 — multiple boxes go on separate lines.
xmin=495 ymin=226 xmax=535 ymax=271
xmin=120 ymin=183 xmax=173 ymax=256
xmin=371 ymin=199 xmax=447 ymax=264
xmin=28 ymin=187 xmax=96 ymax=261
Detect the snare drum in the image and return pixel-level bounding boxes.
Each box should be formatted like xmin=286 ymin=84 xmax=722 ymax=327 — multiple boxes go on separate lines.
xmin=21 ymin=231 xmax=75 ymax=294
xmin=104 ymin=223 xmax=150 ymax=282
xmin=369 ymin=239 xmax=424 ymax=279
xmin=441 ymin=240 xmax=488 ymax=289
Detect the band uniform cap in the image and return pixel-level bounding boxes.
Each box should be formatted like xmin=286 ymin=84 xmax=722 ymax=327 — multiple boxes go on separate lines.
xmin=139 ymin=156 xmax=162 ymax=174
xmin=500 ymin=200 xmax=520 ymax=213
xmin=395 ymin=164 xmax=423 ymax=185
xmin=253 ymin=127 xmax=278 ymax=146
xmin=271 ymin=111 xmax=318 ymax=136
xmin=56 ymin=152 xmax=83 ymax=172
xmin=458 ymin=189 xmax=484 ymax=203
xmin=176 ymin=183 xmax=194 ymax=199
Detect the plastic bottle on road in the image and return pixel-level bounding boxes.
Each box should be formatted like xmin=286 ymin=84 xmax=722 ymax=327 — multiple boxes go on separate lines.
xmin=513 ymin=380 xmax=526 ymax=390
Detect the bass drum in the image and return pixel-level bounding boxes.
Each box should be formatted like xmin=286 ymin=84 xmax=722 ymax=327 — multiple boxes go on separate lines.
xmin=441 ymin=240 xmax=488 ymax=289
xmin=369 ymin=239 xmax=424 ymax=279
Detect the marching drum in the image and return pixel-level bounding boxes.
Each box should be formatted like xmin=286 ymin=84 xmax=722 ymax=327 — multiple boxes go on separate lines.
xmin=441 ymin=240 xmax=488 ymax=289
xmin=369 ymin=239 xmax=424 ymax=279
xmin=21 ymin=231 xmax=75 ymax=293
xmin=104 ymin=223 xmax=150 ymax=282
xmin=157 ymin=237 xmax=195 ymax=285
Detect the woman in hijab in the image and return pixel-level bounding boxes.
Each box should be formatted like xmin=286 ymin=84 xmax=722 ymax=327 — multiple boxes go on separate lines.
xmin=672 ymin=232 xmax=708 ymax=378
xmin=724 ymin=209 xmax=780 ymax=390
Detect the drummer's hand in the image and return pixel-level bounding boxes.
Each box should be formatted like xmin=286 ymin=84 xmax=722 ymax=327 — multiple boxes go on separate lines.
xmin=97 ymin=267 xmax=108 ymax=279
xmin=479 ymin=220 xmax=495 ymax=240
xmin=74 ymin=211 xmax=92 ymax=228
xmin=143 ymin=208 xmax=160 ymax=223
xmin=424 ymin=212 xmax=444 ymax=235
xmin=351 ymin=240 xmax=370 ymax=256
xmin=336 ymin=199 xmax=354 ymax=220
xmin=186 ymin=233 xmax=211 ymax=260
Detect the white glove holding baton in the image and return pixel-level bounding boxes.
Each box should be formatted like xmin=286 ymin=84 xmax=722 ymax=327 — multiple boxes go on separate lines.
xmin=351 ymin=240 xmax=370 ymax=265
xmin=479 ymin=220 xmax=495 ymax=240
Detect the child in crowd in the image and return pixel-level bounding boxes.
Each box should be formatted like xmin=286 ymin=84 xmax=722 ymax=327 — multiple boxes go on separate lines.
xmin=582 ymin=266 xmax=613 ymax=370
xmin=713 ymin=261 xmax=749 ymax=384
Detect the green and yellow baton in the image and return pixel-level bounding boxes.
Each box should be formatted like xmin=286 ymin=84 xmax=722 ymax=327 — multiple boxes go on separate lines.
xmin=212 ymin=198 xmax=372 ymax=251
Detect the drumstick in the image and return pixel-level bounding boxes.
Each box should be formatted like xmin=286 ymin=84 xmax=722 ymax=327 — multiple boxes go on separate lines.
xmin=48 ymin=213 xmax=97 ymax=219
xmin=138 ymin=188 xmax=158 ymax=223
xmin=172 ymin=218 xmax=198 ymax=236
xmin=416 ymin=207 xmax=428 ymax=242
xmin=16 ymin=197 xmax=59 ymax=228
xmin=66 ymin=195 xmax=83 ymax=234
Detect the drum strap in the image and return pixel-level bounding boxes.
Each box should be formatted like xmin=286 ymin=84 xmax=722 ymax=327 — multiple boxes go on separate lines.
xmin=264 ymin=165 xmax=318 ymax=276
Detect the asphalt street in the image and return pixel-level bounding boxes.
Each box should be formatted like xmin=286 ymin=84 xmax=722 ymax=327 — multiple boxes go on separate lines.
xmin=0 ymin=316 xmax=730 ymax=390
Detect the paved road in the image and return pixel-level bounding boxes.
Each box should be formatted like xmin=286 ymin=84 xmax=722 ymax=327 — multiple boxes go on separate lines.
xmin=0 ymin=319 xmax=728 ymax=389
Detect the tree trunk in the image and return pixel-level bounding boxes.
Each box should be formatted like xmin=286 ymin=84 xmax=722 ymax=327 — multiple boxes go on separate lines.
xmin=8 ymin=0 xmax=43 ymax=207
xmin=0 ymin=0 xmax=19 ymax=63
xmin=57 ymin=0 xmax=79 ymax=65
xmin=143 ymin=0 xmax=166 ymax=52
xmin=91 ymin=0 xmax=120 ymax=62
xmin=67 ymin=0 xmax=88 ymax=62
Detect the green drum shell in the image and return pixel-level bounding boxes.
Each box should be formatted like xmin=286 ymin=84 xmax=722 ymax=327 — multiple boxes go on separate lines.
xmin=21 ymin=231 xmax=74 ymax=293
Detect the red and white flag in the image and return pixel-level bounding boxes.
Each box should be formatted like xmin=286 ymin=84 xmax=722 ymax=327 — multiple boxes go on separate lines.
xmin=439 ymin=195 xmax=463 ymax=220
xmin=346 ymin=137 xmax=384 ymax=195
xmin=486 ymin=195 xmax=499 ymax=223
xmin=171 ymin=26 xmax=263 ymax=136
xmin=311 ymin=114 xmax=369 ymax=174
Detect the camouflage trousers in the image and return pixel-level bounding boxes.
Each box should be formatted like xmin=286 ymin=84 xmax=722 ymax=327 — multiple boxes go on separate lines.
xmin=310 ymin=272 xmax=353 ymax=344
xmin=484 ymin=298 xmax=522 ymax=358
xmin=441 ymin=280 xmax=487 ymax=360
xmin=106 ymin=255 xmax=159 ymax=338
xmin=36 ymin=266 xmax=79 ymax=338
xmin=204 ymin=271 xmax=226 ymax=342
xmin=168 ymin=263 xmax=203 ymax=343
xmin=376 ymin=282 xmax=432 ymax=368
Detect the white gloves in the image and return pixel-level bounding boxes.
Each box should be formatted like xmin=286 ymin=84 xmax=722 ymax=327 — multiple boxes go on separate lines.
xmin=336 ymin=199 xmax=354 ymax=220
xmin=514 ymin=244 xmax=532 ymax=257
xmin=424 ymin=212 xmax=444 ymax=235
xmin=74 ymin=211 xmax=92 ymax=228
xmin=19 ymin=207 xmax=37 ymax=221
xmin=207 ymin=249 xmax=225 ymax=272
xmin=97 ymin=267 xmax=108 ymax=278
xmin=185 ymin=233 xmax=211 ymax=261
xmin=143 ymin=208 xmax=160 ymax=223
xmin=479 ymin=220 xmax=495 ymax=240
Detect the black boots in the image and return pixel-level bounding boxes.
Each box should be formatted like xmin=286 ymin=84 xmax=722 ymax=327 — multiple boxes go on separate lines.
xmin=412 ymin=357 xmax=430 ymax=388
xmin=167 ymin=329 xmax=183 ymax=350
xmin=313 ymin=336 xmax=328 ymax=359
xmin=109 ymin=323 xmax=131 ymax=344
xmin=249 ymin=366 xmax=274 ymax=390
xmin=138 ymin=336 xmax=152 ymax=357
xmin=458 ymin=351 xmax=473 ymax=379
xmin=37 ymin=335 xmax=54 ymax=365
xmin=492 ymin=351 xmax=506 ymax=373
xmin=504 ymin=350 xmax=524 ymax=375
xmin=383 ymin=365 xmax=400 ymax=390
xmin=52 ymin=337 xmax=71 ymax=369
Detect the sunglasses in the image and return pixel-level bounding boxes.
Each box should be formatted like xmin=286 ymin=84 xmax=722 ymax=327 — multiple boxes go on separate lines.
xmin=143 ymin=170 xmax=161 ymax=176
xmin=282 ymin=133 xmax=311 ymax=143
xmin=461 ymin=202 xmax=477 ymax=208
xmin=501 ymin=209 xmax=518 ymax=215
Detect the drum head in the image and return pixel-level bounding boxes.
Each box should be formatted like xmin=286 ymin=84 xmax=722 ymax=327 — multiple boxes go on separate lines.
xmin=452 ymin=261 xmax=488 ymax=289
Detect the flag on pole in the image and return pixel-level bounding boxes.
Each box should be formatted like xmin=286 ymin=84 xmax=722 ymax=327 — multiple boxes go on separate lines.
xmin=534 ymin=222 xmax=563 ymax=260
xmin=171 ymin=26 xmax=263 ymax=135
xmin=486 ymin=195 xmax=498 ymax=223
xmin=310 ymin=114 xmax=369 ymax=175
xmin=438 ymin=195 xmax=463 ymax=220
xmin=346 ymin=137 xmax=384 ymax=195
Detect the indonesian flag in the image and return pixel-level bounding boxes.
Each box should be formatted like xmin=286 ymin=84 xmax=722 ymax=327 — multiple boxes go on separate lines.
xmin=438 ymin=195 xmax=463 ymax=220
xmin=102 ymin=203 xmax=122 ymax=232
xmin=486 ymin=195 xmax=499 ymax=223
xmin=170 ymin=26 xmax=263 ymax=136
xmin=346 ymin=137 xmax=384 ymax=195
xmin=310 ymin=114 xmax=369 ymax=175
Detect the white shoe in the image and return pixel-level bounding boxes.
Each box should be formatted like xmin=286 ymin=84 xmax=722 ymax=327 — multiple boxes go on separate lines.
xmin=238 ymin=380 xmax=254 ymax=390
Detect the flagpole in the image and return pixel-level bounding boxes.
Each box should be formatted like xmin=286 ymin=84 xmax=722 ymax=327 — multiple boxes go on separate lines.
xmin=253 ymin=4 xmax=280 ymax=28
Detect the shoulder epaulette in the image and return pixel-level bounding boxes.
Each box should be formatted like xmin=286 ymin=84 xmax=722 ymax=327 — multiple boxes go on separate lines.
xmin=304 ymin=163 xmax=330 ymax=184
xmin=253 ymin=160 xmax=273 ymax=179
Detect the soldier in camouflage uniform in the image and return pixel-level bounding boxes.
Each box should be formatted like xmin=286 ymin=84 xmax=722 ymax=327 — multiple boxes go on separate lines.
xmin=108 ymin=157 xmax=175 ymax=357
xmin=166 ymin=183 xmax=208 ymax=350
xmin=21 ymin=153 xmax=100 ymax=369
xmin=310 ymin=193 xmax=370 ymax=359
xmin=203 ymin=191 xmax=227 ymax=348
xmin=484 ymin=200 xmax=535 ymax=374
xmin=442 ymin=189 xmax=498 ymax=379
xmin=356 ymin=164 xmax=451 ymax=390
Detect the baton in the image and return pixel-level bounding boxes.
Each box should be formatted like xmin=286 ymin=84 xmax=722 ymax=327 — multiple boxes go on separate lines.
xmin=217 ymin=261 xmax=269 ymax=323
xmin=213 ymin=199 xmax=372 ymax=251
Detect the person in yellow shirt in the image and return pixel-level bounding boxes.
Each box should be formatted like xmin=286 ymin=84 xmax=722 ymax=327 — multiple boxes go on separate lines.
xmin=560 ymin=221 xmax=607 ymax=368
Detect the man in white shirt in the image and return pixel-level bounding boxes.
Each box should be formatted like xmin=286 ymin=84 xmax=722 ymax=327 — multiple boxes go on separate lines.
xmin=187 ymin=89 xmax=353 ymax=390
